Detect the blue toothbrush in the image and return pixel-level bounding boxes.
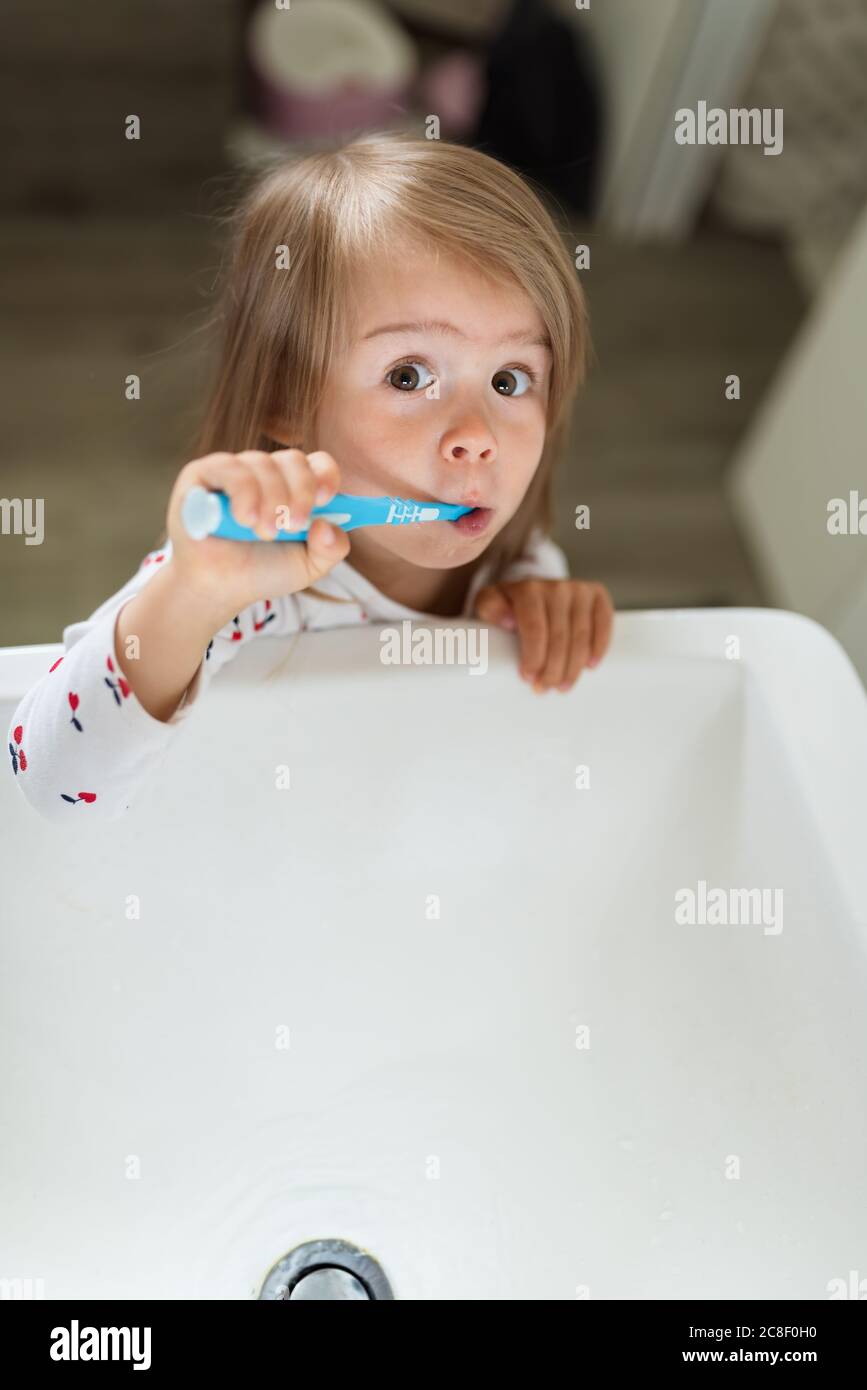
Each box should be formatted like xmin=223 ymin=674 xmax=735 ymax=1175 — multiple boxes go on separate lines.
xmin=181 ymin=487 xmax=473 ymax=541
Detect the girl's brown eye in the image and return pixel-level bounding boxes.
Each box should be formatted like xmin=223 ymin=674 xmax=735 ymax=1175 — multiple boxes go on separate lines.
xmin=388 ymin=363 xmax=421 ymax=391
xmin=493 ymin=367 xmax=532 ymax=397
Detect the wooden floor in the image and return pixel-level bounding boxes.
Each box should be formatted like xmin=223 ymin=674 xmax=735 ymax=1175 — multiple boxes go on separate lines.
xmin=0 ymin=214 xmax=805 ymax=645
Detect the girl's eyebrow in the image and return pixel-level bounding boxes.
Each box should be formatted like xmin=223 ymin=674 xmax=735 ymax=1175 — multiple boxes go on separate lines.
xmin=360 ymin=318 xmax=551 ymax=349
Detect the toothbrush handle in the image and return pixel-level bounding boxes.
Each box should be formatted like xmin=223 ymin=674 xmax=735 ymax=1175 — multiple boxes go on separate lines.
xmin=180 ymin=488 xmax=471 ymax=541
xmin=181 ymin=488 xmax=361 ymax=542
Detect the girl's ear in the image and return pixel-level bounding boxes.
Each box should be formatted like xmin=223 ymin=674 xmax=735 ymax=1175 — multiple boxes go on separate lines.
xmin=263 ymin=418 xmax=287 ymax=444
xmin=263 ymin=420 xmax=303 ymax=452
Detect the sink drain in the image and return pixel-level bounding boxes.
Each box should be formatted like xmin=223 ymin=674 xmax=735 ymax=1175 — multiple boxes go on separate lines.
xmin=259 ymin=1239 xmax=394 ymax=1300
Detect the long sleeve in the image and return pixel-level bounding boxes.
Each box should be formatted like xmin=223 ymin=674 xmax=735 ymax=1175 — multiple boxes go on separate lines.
xmin=7 ymin=525 xmax=572 ymax=824
xmin=6 ymin=544 xmax=299 ymax=824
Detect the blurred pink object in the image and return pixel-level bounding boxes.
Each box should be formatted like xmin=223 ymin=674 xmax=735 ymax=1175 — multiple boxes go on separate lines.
xmin=418 ymin=52 xmax=487 ymax=139
xmin=247 ymin=0 xmax=418 ymax=141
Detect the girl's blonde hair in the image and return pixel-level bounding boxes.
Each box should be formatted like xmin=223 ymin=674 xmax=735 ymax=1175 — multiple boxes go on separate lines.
xmin=159 ymin=131 xmax=589 ymax=589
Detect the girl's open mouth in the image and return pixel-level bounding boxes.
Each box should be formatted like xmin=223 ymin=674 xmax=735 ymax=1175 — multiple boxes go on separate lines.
xmin=451 ymin=507 xmax=493 ymax=537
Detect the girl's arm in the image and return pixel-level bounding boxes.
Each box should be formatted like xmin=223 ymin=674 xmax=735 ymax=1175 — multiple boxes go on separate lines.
xmin=7 ymin=447 xmax=350 ymax=823
xmin=113 ymin=557 xmax=230 ymax=723
xmin=6 ymin=545 xmax=298 ymax=824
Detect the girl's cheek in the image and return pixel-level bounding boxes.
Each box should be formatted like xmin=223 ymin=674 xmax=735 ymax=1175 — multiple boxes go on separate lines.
xmin=317 ymin=390 xmax=388 ymax=464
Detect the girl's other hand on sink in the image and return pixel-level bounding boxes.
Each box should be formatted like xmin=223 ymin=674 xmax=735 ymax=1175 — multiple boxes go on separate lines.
xmin=474 ymin=578 xmax=614 ymax=692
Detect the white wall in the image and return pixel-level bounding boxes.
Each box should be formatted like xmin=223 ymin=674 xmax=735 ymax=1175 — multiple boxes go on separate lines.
xmin=556 ymin=0 xmax=777 ymax=237
xmin=567 ymin=0 xmax=686 ymax=221
xmin=728 ymin=200 xmax=867 ymax=683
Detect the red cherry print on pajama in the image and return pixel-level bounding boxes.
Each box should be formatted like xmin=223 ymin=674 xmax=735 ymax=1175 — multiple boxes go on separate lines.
xmin=49 ymin=656 xmax=64 ymax=672
xmin=8 ymin=724 xmax=27 ymax=774
xmin=104 ymin=653 xmax=130 ymax=706
xmin=253 ymin=599 xmax=275 ymax=633
xmin=68 ymin=691 xmax=83 ymax=733
xmin=231 ymin=615 xmax=242 ymax=642
xmin=105 ymin=653 xmax=130 ymax=701
xmin=60 ymin=791 xmax=98 ymax=805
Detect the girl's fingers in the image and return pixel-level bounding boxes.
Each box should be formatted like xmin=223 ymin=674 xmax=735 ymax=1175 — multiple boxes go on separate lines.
xmin=588 ymin=584 xmax=615 ymax=668
xmin=186 ymin=453 xmax=264 ymax=529
xmin=302 ymin=515 xmax=351 ymax=580
xmin=236 ymin=449 xmax=339 ymax=539
xmin=277 ymin=450 xmax=324 ymax=528
xmin=508 ymin=582 xmax=549 ymax=682
xmin=474 ymin=584 xmax=516 ymax=629
xmin=236 ymin=451 xmax=295 ymax=540
xmin=304 ymin=450 xmax=341 ymax=507
xmin=187 ymin=449 xmax=341 ymax=543
xmin=536 ymin=584 xmax=573 ymax=689
xmin=561 ymin=585 xmax=595 ymax=689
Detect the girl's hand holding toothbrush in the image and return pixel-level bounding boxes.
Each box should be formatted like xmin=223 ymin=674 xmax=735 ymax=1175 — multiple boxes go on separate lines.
xmin=166 ymin=448 xmax=350 ymax=623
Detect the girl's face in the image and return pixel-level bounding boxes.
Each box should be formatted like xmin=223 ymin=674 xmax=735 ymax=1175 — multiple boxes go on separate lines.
xmin=310 ymin=245 xmax=552 ymax=571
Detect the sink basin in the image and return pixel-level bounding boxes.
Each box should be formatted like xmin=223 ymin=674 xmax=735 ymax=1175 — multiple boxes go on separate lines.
xmin=1 ymin=608 xmax=865 ymax=1299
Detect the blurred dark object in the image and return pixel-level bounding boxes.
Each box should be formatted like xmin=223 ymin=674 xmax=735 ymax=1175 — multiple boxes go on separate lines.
xmin=417 ymin=50 xmax=487 ymax=140
xmin=469 ymin=0 xmax=601 ymax=213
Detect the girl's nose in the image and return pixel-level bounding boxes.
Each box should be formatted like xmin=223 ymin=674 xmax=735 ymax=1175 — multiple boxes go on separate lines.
xmin=440 ymin=427 xmax=497 ymax=468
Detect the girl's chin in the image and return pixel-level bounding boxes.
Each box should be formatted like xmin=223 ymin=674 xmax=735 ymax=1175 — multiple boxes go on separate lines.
xmin=377 ymin=516 xmax=498 ymax=566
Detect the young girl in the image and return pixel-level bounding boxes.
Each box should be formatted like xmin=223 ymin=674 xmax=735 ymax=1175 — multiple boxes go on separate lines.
xmin=7 ymin=133 xmax=613 ymax=822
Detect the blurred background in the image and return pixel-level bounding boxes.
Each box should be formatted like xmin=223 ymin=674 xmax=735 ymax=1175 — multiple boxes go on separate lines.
xmin=2 ymin=0 xmax=866 ymax=678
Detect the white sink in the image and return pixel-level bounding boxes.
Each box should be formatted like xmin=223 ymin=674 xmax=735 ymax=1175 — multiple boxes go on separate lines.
xmin=1 ymin=609 xmax=866 ymax=1299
